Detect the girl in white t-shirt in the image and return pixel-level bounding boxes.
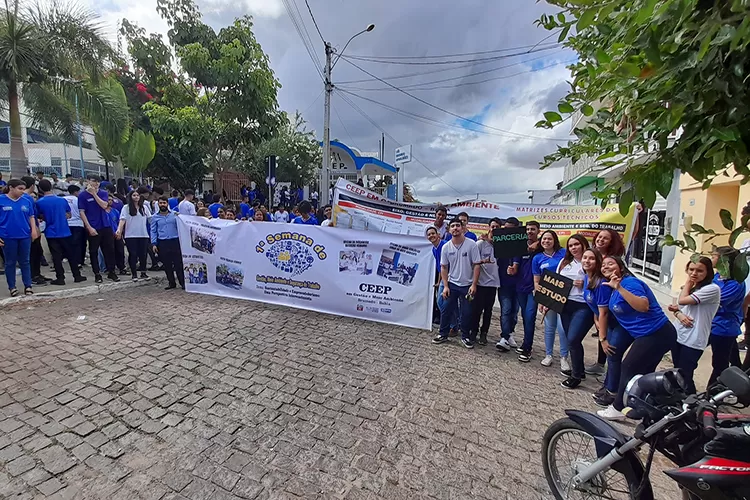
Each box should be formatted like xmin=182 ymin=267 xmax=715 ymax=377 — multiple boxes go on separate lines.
xmin=668 ymin=256 xmax=720 ymax=394
xmin=116 ymin=191 xmax=152 ymax=281
xmin=557 ymin=234 xmax=593 ymax=389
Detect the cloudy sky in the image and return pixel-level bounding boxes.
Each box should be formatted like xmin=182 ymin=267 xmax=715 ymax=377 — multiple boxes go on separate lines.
xmin=87 ymin=0 xmax=575 ymax=202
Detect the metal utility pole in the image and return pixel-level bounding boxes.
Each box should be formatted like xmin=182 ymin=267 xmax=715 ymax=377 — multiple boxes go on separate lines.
xmin=322 ymin=42 xmax=333 ymax=205
xmin=75 ymin=94 xmax=85 ymax=178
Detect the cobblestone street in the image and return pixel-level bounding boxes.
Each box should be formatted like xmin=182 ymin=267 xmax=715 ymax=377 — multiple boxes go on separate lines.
xmin=0 ymin=286 xmax=680 ymax=499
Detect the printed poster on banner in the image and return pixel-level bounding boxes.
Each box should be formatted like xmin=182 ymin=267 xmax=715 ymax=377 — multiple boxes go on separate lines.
xmin=176 ymin=215 xmax=435 ymax=330
xmin=331 ymin=178 xmax=638 ymax=247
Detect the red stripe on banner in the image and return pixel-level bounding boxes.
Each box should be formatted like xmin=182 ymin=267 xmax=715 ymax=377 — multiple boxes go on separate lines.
xmin=338 ymin=201 xmax=403 ymax=220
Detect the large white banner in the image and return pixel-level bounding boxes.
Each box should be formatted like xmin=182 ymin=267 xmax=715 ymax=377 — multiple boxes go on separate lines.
xmin=332 ymin=178 xmax=639 ymax=247
xmin=176 ymin=216 xmax=435 ymax=330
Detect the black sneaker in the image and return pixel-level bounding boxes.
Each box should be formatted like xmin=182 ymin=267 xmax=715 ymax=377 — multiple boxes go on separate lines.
xmin=107 ymin=272 xmax=120 ymax=282
xmin=74 ymin=276 xmax=87 ymax=283
xmin=561 ymin=369 xmax=572 ymax=377
xmin=140 ymin=272 xmax=149 ymax=280
xmin=461 ymin=338 xmax=474 ymax=349
xmin=32 ymin=276 xmax=48 ymax=286
xmin=149 ymin=264 xmax=161 ymax=271
xmin=518 ymin=351 xmax=531 ymax=363
xmin=594 ymin=391 xmax=616 ymax=408
xmin=95 ymin=274 xmax=103 ymax=284
xmin=561 ymin=377 xmax=582 ymax=390
xmin=478 ymin=333 xmax=487 ymax=346
xmin=118 ymin=269 xmax=129 ymax=276
xmin=49 ymin=279 xmax=65 ymax=286
xmin=165 ymin=284 xmax=177 ymax=290
xmin=591 ymin=385 xmax=608 ymax=399
xmin=432 ymin=335 xmax=449 ymax=345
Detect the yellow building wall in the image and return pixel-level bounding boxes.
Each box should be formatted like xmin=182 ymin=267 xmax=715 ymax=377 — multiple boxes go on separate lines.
xmin=673 ymin=173 xmax=744 ymax=293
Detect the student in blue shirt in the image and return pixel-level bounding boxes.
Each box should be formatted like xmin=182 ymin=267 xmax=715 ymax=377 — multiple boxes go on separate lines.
xmin=516 ymin=221 xmax=542 ymax=362
xmin=582 ymin=249 xmax=631 ymax=408
xmin=532 ymin=230 xmax=568 ymax=370
xmin=426 ymin=226 xmax=445 ymax=325
xmin=151 ymin=196 xmax=184 ymax=289
xmin=79 ymin=175 xmax=118 ymax=283
xmin=106 ymin=196 xmax=128 ymax=275
xmin=443 ymin=212 xmax=477 ymax=241
xmin=168 ymin=190 xmax=180 ymax=212
xmin=707 ymin=246 xmax=746 ymax=387
xmin=239 ymin=195 xmax=252 ymax=220
xmin=208 ymin=194 xmax=224 ymax=219
xmin=597 ymin=255 xmax=676 ymax=421
xmin=291 ymin=201 xmax=318 ymax=225
xmin=0 ymin=179 xmax=39 ymax=296
xmin=36 ymin=180 xmax=85 ymax=285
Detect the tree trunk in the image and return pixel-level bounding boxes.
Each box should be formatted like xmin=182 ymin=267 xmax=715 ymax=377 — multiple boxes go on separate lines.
xmin=105 ymin=159 xmax=110 ymax=181
xmin=8 ymin=80 xmax=28 ymax=180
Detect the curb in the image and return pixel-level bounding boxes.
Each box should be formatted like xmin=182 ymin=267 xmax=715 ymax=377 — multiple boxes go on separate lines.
xmin=0 ymin=276 xmax=166 ymax=308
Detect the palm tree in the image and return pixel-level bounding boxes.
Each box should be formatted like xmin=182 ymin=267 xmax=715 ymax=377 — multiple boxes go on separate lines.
xmin=0 ymin=0 xmax=129 ymax=179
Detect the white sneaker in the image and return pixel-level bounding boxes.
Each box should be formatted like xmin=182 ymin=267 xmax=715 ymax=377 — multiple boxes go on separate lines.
xmin=541 ymin=355 xmax=553 ymax=367
xmin=495 ymin=338 xmax=511 ymax=352
xmin=597 ymin=405 xmax=625 ymax=421
xmin=560 ymin=356 xmax=571 ymax=373
xmin=507 ymin=336 xmax=518 ymax=349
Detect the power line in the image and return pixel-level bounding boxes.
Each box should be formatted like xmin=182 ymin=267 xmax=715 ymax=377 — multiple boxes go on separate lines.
xmin=337 ymin=92 xmax=464 ymax=197
xmin=301 ymin=89 xmax=324 ymax=115
xmin=344 ymin=41 xmax=560 ymax=60
xmin=303 ymin=0 xmax=324 ymax=43
xmin=340 ymin=57 xmax=571 ymax=142
xmin=340 ymin=44 xmax=560 ymax=66
xmin=292 ymin=0 xmax=323 ymax=69
xmin=339 ymin=55 xmax=572 ymax=92
xmin=331 ymin=102 xmax=355 ymax=146
xmin=281 ymin=0 xmax=323 ymax=80
xmin=337 ymin=89 xmax=544 ymax=139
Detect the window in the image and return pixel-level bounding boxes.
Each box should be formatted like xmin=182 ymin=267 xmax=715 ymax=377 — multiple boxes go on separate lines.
xmin=51 ymin=158 xmax=62 ymax=167
xmin=0 ymin=127 xmax=9 ymax=144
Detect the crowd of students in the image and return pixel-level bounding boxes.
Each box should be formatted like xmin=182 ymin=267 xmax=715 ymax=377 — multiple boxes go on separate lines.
xmin=426 ymin=209 xmax=750 ymax=421
xmin=0 ymin=174 xmax=336 ymax=298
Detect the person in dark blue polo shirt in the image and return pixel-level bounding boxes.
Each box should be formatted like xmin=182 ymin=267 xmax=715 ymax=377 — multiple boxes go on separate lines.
xmin=496 ymin=217 xmax=521 ymax=352
xmin=239 ymin=195 xmax=252 ymax=220
xmin=516 ymin=221 xmax=541 ymax=362
xmin=0 ymin=179 xmax=39 ymax=296
xmin=292 ymin=201 xmax=318 ymax=225
xmin=707 ymin=246 xmax=746 ymax=387
xmin=36 ymin=180 xmax=86 ymax=285
xmin=78 ymin=175 xmax=119 ymax=283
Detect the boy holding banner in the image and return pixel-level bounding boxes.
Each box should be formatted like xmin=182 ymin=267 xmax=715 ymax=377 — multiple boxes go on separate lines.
xmin=433 ymin=218 xmax=482 ymax=348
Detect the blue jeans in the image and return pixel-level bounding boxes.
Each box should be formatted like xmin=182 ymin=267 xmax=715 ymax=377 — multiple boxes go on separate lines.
xmin=437 ymin=282 xmax=459 ymax=329
xmin=498 ymin=287 xmax=519 ymax=339
xmin=560 ymin=301 xmax=595 ymax=379
xmin=3 ymin=237 xmax=32 ymax=290
xmin=438 ymin=283 xmax=472 ymax=340
xmin=544 ymin=312 xmax=568 ymax=357
xmin=98 ymin=249 xmax=107 ymax=273
xmin=602 ymin=323 xmax=633 ymax=393
xmin=518 ymin=291 xmax=538 ymax=352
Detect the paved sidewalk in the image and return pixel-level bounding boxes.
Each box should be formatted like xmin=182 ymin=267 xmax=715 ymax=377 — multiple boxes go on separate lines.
xmin=0 ymin=288 xmax=682 ymax=499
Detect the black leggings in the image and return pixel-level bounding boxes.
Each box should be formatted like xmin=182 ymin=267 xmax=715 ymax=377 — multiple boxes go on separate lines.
xmin=614 ymin=321 xmax=677 ymax=411
xmin=125 ymin=238 xmax=149 ymax=276
xmin=469 ymin=285 xmax=496 ymax=339
xmin=707 ymin=334 xmax=743 ymax=388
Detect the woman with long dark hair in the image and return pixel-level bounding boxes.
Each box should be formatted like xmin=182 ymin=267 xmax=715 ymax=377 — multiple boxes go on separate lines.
xmin=668 ymin=257 xmax=720 ymax=394
xmin=587 ymin=229 xmax=627 ymax=377
xmin=557 ymin=234 xmax=592 ymax=389
xmin=597 ymin=256 xmax=676 ymax=420
xmin=707 ymin=246 xmax=746 ymax=387
xmin=116 ymin=190 xmax=151 ymax=281
xmin=533 ymin=230 xmax=568 ymax=370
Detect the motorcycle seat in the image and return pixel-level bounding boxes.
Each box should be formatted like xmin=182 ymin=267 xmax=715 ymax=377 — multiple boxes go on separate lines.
xmin=704 ymin=427 xmax=750 ymax=463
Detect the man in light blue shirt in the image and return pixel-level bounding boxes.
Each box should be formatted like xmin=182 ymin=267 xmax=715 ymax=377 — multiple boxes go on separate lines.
xmin=151 ymin=196 xmax=184 ymax=289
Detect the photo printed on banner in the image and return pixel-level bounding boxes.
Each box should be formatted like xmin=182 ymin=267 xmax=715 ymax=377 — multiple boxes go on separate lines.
xmin=184 ymin=261 xmax=208 ymax=285
xmin=216 ymin=259 xmax=244 ymax=290
xmin=339 ymin=250 xmax=374 ymax=275
xmin=377 ymin=246 xmax=420 ymax=287
xmin=190 ymin=226 xmax=218 ymax=254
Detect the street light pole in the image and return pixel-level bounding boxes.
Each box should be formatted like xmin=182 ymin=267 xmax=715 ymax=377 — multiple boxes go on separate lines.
xmin=321 ymin=24 xmax=375 ymax=206
xmin=322 ymin=42 xmax=333 ymax=205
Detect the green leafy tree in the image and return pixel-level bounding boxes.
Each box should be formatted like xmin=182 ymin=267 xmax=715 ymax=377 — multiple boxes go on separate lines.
xmin=536 ymin=0 xmax=750 ymax=280
xmin=243 ymin=111 xmax=322 ymax=186
xmin=122 ymin=129 xmax=156 ymax=181
xmin=0 ymin=0 xmax=129 ymax=179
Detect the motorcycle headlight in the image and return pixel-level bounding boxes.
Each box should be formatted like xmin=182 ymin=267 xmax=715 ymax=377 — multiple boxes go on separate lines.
xmin=623 ymin=374 xmax=644 ymax=408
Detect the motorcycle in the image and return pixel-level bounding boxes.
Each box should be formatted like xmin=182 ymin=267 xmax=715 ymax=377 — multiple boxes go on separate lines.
xmin=541 ymin=366 xmax=750 ymax=499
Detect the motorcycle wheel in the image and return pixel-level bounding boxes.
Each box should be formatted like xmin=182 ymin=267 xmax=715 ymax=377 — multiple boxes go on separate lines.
xmin=542 ymin=417 xmax=641 ymax=499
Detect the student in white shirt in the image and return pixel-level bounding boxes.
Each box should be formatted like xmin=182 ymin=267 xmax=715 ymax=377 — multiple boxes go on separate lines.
xmin=64 ymin=185 xmax=87 ymax=268
xmin=668 ymin=256 xmax=721 ymax=394
xmin=274 ymin=206 xmax=290 ymax=223
xmin=432 ymin=217 xmax=482 ymax=348
xmin=557 ymin=234 xmax=593 ymax=389
xmin=50 ymin=173 xmax=68 ymax=196
xmin=116 ymin=190 xmax=152 ymax=281
xmin=178 ymin=189 xmax=197 ymax=216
